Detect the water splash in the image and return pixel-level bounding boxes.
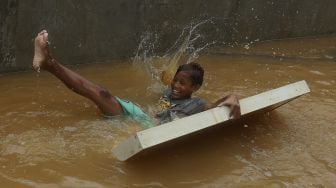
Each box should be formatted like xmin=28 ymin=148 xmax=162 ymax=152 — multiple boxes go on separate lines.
xmin=161 ymin=19 xmax=217 ymax=85
xmin=133 ymin=31 xmax=160 ymax=81
xmin=133 ymin=19 xmax=218 ymax=91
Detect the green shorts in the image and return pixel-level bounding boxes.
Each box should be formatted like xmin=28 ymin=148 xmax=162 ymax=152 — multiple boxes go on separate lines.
xmin=113 ymin=97 xmax=154 ymax=129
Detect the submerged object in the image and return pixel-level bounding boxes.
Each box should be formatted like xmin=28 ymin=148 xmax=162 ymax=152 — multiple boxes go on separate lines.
xmin=113 ymin=80 xmax=310 ymax=161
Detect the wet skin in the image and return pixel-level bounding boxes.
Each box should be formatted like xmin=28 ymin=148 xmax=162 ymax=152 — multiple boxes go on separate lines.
xmin=33 ymin=30 xmax=240 ymax=120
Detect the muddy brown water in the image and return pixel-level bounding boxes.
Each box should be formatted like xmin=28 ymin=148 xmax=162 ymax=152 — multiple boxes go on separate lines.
xmin=0 ymin=37 xmax=336 ymax=187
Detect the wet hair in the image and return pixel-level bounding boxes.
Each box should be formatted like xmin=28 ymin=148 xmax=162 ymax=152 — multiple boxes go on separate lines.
xmin=175 ymin=62 xmax=204 ymax=86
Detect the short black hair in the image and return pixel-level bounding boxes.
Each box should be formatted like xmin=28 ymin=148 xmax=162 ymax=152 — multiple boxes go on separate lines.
xmin=175 ymin=62 xmax=204 ymax=86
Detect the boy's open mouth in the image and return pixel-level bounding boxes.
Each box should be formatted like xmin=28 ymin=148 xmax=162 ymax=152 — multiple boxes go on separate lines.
xmin=172 ymin=89 xmax=180 ymax=94
xmin=172 ymin=89 xmax=181 ymax=98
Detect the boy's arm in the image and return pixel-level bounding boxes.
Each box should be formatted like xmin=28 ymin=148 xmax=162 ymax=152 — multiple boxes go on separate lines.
xmin=207 ymin=94 xmax=241 ymax=119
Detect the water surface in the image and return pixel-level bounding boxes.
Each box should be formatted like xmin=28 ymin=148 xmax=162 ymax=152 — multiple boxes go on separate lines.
xmin=0 ymin=37 xmax=335 ymax=187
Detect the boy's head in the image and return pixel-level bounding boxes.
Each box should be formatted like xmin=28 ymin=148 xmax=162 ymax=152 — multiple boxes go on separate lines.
xmin=175 ymin=62 xmax=204 ymax=86
xmin=170 ymin=62 xmax=204 ymax=100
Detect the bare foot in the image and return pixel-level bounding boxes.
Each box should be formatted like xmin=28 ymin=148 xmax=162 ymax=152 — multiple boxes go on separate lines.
xmin=33 ymin=30 xmax=50 ymax=72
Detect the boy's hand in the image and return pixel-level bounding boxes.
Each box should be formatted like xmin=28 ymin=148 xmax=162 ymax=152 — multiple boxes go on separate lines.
xmin=216 ymin=95 xmax=241 ymax=119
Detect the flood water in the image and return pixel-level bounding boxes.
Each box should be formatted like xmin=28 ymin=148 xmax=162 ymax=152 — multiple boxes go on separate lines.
xmin=1 ymin=37 xmax=336 ymax=187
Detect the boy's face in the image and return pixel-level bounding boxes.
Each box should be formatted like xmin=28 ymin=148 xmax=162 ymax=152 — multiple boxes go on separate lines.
xmin=170 ymin=71 xmax=200 ymax=100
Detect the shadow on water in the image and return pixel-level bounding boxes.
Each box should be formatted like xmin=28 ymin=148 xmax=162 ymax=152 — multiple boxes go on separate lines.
xmin=118 ymin=111 xmax=288 ymax=185
xmin=127 ymin=111 xmax=287 ymax=160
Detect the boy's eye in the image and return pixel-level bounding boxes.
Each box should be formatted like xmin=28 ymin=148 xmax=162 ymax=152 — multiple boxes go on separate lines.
xmin=179 ymin=80 xmax=186 ymax=85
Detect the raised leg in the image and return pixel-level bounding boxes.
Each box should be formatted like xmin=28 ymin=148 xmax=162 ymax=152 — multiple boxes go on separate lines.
xmin=33 ymin=30 xmax=123 ymax=116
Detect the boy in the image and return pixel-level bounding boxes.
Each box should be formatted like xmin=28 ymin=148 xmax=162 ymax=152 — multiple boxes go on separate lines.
xmin=33 ymin=30 xmax=240 ymax=128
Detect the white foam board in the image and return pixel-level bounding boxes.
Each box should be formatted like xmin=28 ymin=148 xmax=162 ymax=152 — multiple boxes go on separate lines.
xmin=113 ymin=80 xmax=310 ymax=161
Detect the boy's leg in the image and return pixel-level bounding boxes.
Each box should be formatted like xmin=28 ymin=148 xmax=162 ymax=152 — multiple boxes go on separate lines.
xmin=33 ymin=30 xmax=123 ymax=116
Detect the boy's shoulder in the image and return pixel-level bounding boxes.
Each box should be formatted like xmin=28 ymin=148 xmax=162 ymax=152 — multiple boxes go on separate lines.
xmin=173 ymin=97 xmax=206 ymax=115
